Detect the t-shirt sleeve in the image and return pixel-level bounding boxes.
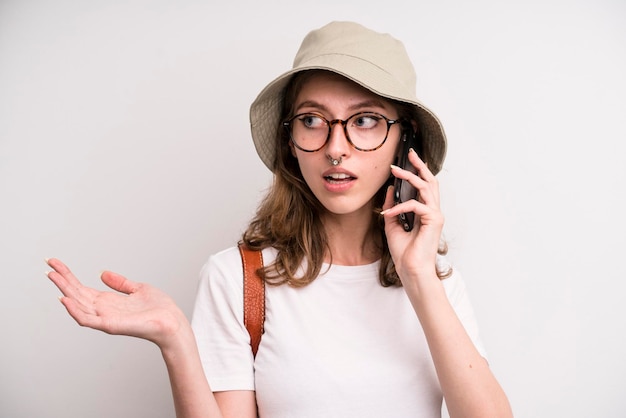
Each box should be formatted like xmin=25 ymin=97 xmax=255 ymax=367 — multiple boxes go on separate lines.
xmin=439 ymin=260 xmax=489 ymax=359
xmin=190 ymin=246 xmax=255 ymax=391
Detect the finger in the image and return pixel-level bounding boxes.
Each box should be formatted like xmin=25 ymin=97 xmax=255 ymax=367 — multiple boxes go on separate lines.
xmin=382 ymin=195 xmax=444 ymax=227
xmin=46 ymin=268 xmax=79 ymax=299
xmin=408 ymin=149 xmax=440 ymax=204
xmin=380 ymin=185 xmax=429 ymax=227
xmin=390 ymin=163 xmax=427 ymax=184
xmin=60 ymin=296 xmax=105 ymax=330
xmin=48 ymin=272 xmax=100 ymax=316
xmin=45 ymin=259 xmax=101 ymax=314
xmin=46 ymin=267 xmax=68 ymax=295
xmin=390 ymin=164 xmax=437 ymax=206
xmin=380 ymin=185 xmax=406 ymax=232
xmin=100 ymin=271 xmax=140 ymax=295
xmin=382 ymin=197 xmax=428 ymax=218
xmin=45 ymin=258 xmax=84 ymax=289
xmin=408 ymin=148 xmax=435 ymax=181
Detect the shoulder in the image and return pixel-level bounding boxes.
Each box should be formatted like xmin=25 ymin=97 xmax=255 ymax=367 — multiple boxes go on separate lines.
xmin=193 ymin=246 xmax=270 ymax=328
xmin=194 ymin=247 xmax=245 ymax=313
xmin=199 ymin=245 xmax=278 ymax=288
xmin=200 ymin=246 xmax=244 ymax=277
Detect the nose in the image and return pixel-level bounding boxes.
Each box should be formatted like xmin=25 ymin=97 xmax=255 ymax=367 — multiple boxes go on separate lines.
xmin=325 ymin=121 xmax=351 ymax=162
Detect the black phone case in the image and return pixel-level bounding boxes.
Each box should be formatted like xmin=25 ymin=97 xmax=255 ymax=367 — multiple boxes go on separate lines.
xmin=393 ymin=130 xmax=420 ymax=232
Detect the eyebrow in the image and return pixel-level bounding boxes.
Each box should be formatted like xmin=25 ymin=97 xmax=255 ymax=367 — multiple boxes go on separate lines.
xmin=295 ymin=99 xmax=390 ymax=114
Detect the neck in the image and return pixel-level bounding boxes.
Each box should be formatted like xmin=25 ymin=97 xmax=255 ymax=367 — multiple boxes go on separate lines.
xmin=321 ymin=209 xmax=381 ymax=266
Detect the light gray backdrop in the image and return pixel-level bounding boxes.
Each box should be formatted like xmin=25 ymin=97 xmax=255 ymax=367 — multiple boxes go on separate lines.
xmin=1 ymin=0 xmax=625 ymax=417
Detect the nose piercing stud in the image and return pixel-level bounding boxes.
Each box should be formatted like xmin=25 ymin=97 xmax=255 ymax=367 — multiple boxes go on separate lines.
xmin=329 ymin=156 xmax=342 ymax=166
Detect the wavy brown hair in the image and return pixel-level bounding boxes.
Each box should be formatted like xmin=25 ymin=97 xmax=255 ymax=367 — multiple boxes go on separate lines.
xmin=242 ymin=70 xmax=451 ymax=287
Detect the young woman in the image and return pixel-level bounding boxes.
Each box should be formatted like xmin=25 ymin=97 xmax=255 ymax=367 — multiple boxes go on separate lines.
xmin=46 ymin=21 xmax=512 ymax=418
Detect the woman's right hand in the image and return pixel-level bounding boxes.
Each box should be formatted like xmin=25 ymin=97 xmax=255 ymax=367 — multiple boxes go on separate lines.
xmin=46 ymin=258 xmax=188 ymax=350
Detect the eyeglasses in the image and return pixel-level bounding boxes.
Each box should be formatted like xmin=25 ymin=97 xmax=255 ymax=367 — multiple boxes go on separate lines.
xmin=283 ymin=112 xmax=402 ymax=152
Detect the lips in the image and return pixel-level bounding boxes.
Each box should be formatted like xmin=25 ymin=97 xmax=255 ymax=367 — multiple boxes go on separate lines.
xmin=322 ymin=169 xmax=357 ymax=190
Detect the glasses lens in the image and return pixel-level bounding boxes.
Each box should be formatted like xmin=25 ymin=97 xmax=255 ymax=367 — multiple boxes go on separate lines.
xmin=290 ymin=114 xmax=328 ymax=151
xmin=346 ymin=113 xmax=389 ymax=150
xmin=288 ymin=112 xmax=392 ymax=152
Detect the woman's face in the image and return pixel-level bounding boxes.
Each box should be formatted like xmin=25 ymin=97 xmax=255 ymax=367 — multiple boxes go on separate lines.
xmin=289 ymin=71 xmax=403 ymax=220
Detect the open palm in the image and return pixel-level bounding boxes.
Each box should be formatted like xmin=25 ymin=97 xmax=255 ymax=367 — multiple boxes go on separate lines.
xmin=46 ymin=258 xmax=187 ymax=348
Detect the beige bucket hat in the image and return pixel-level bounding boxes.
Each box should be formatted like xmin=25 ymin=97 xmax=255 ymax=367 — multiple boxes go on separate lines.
xmin=249 ymin=21 xmax=447 ymax=174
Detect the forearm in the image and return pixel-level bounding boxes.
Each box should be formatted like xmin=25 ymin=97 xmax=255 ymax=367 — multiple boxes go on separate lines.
xmin=405 ymin=279 xmax=512 ymax=418
xmin=160 ymin=325 xmax=223 ymax=418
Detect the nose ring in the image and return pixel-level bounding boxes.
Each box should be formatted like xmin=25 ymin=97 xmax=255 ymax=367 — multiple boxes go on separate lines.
xmin=328 ymin=156 xmax=342 ymax=166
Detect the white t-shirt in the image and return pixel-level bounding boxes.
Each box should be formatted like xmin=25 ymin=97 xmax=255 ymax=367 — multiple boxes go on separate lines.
xmin=191 ymin=246 xmax=486 ymax=418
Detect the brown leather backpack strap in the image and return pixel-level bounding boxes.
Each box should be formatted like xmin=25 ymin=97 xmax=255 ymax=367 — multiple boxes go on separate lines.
xmin=238 ymin=243 xmax=265 ymax=358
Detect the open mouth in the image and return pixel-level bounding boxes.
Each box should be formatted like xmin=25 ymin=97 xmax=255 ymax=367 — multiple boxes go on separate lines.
xmin=325 ymin=173 xmax=354 ymax=184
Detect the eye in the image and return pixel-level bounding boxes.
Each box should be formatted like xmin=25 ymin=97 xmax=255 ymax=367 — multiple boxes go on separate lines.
xmin=298 ymin=114 xmax=326 ymax=129
xmin=351 ymin=113 xmax=381 ymax=129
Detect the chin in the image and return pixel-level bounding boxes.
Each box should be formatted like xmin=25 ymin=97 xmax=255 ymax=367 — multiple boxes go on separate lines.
xmin=320 ymin=201 xmax=374 ymax=218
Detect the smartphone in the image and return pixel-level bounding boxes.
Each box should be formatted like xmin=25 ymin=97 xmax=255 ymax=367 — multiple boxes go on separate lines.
xmin=393 ymin=128 xmax=421 ymax=232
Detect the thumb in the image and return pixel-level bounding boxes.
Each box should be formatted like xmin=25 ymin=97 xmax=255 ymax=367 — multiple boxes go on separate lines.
xmin=100 ymin=271 xmax=139 ymax=295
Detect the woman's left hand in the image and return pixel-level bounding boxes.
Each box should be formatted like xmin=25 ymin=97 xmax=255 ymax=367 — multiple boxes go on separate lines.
xmin=381 ymin=148 xmax=444 ymax=285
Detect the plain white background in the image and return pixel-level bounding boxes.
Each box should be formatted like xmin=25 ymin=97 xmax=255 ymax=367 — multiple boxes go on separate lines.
xmin=1 ymin=0 xmax=625 ymax=416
